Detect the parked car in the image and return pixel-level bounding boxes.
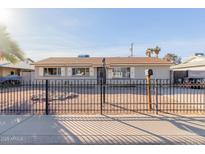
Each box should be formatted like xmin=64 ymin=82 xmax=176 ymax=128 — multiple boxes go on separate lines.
xmin=0 ymin=75 xmax=22 ymax=85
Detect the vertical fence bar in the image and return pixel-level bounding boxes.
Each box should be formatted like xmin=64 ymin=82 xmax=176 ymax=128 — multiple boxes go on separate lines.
xmin=155 ymin=79 xmax=158 ymax=114
xmin=147 ymin=76 xmax=152 ymax=111
xmin=103 ymin=80 xmax=106 ymax=105
xmin=100 ymin=79 xmax=103 ymax=115
xmin=3 ymin=78 xmax=205 ymax=115
xmin=45 ymin=80 xmax=49 ymax=115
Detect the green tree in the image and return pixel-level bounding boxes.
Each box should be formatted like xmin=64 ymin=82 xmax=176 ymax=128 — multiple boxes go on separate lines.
xmin=0 ymin=25 xmax=24 ymax=63
xmin=163 ymin=53 xmax=182 ymax=64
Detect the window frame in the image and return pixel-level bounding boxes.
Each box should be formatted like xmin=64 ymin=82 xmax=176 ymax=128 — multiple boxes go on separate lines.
xmin=112 ymin=67 xmax=131 ymax=79
xmin=72 ymin=67 xmax=90 ymax=77
xmin=43 ymin=67 xmax=61 ymax=77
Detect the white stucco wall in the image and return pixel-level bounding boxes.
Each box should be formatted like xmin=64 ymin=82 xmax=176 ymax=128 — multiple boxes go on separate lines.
xmin=35 ymin=66 xmax=98 ymax=80
xmin=35 ymin=65 xmax=170 ymax=80
xmin=134 ymin=66 xmax=170 ymax=79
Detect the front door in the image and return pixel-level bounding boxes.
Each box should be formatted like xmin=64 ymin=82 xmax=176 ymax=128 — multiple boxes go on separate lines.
xmin=97 ymin=67 xmax=106 ymax=84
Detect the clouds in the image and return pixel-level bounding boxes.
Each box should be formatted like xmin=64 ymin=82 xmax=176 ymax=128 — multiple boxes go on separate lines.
xmin=3 ymin=9 xmax=205 ymax=61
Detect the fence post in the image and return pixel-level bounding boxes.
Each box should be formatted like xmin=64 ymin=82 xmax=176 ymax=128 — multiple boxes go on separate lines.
xmin=102 ymin=58 xmax=106 ymax=108
xmin=155 ymin=79 xmax=158 ymax=114
xmin=146 ymin=75 xmax=152 ymax=111
xmin=100 ymin=58 xmax=106 ymax=115
xmin=45 ymin=80 xmax=49 ymax=115
xmin=100 ymin=79 xmax=103 ymax=115
xmin=103 ymin=80 xmax=106 ymax=104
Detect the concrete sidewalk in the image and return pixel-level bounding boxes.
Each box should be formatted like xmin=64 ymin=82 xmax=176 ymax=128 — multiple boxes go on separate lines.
xmin=1 ymin=114 xmax=205 ymax=144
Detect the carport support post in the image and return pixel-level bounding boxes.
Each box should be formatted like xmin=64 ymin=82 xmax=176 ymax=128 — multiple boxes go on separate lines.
xmin=45 ymin=80 xmax=49 ymax=115
xmin=146 ymin=75 xmax=152 ymax=111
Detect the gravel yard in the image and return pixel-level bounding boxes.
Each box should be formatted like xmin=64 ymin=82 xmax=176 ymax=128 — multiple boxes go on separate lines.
xmin=0 ymin=85 xmax=205 ymax=114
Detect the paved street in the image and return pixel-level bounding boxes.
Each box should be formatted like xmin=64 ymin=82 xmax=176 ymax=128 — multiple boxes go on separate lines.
xmin=1 ymin=114 xmax=205 ymax=144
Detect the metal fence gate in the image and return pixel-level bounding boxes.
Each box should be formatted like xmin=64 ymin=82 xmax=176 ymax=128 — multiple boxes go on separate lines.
xmin=44 ymin=79 xmax=153 ymax=114
xmin=0 ymin=79 xmax=205 ymax=115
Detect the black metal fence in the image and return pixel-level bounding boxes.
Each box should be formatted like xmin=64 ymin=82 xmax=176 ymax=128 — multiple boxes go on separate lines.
xmin=0 ymin=79 xmax=205 ymax=115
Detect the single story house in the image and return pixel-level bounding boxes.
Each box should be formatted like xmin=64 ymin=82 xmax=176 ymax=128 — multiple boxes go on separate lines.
xmin=33 ymin=57 xmax=172 ymax=82
xmin=0 ymin=58 xmax=35 ymax=81
xmin=171 ymin=53 xmax=205 ymax=83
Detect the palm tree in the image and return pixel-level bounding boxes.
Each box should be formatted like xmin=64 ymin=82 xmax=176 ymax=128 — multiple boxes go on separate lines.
xmin=146 ymin=48 xmax=153 ymax=57
xmin=0 ymin=25 xmax=24 ymax=63
xmin=153 ymin=46 xmax=161 ymax=58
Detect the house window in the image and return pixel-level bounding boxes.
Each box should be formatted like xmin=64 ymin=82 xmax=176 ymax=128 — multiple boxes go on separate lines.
xmin=72 ymin=68 xmax=90 ymax=76
xmin=112 ymin=67 xmax=130 ymax=78
xmin=44 ymin=68 xmax=61 ymax=76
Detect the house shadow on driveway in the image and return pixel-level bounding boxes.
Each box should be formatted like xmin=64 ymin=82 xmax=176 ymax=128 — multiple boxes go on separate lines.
xmin=0 ymin=115 xmax=82 ymax=144
xmin=1 ymin=114 xmax=205 ymax=144
xmin=158 ymin=112 xmax=205 ymax=137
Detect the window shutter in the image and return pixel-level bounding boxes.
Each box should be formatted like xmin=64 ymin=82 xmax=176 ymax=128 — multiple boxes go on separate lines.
xmin=67 ymin=67 xmax=72 ymax=76
xmin=61 ymin=67 xmax=65 ymax=76
xmin=107 ymin=69 xmax=113 ymax=79
xmin=39 ymin=67 xmax=44 ymax=76
xmin=89 ymin=67 xmax=94 ymax=76
xmin=130 ymin=67 xmax=135 ymax=78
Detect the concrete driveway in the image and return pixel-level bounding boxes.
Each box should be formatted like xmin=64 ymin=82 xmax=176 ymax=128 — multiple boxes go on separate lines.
xmin=1 ymin=114 xmax=205 ymax=144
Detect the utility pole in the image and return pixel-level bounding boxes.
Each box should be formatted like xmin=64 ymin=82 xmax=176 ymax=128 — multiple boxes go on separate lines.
xmin=130 ymin=43 xmax=134 ymax=57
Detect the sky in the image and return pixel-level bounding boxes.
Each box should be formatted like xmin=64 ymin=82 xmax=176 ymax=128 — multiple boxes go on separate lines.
xmin=1 ymin=8 xmax=205 ymax=61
